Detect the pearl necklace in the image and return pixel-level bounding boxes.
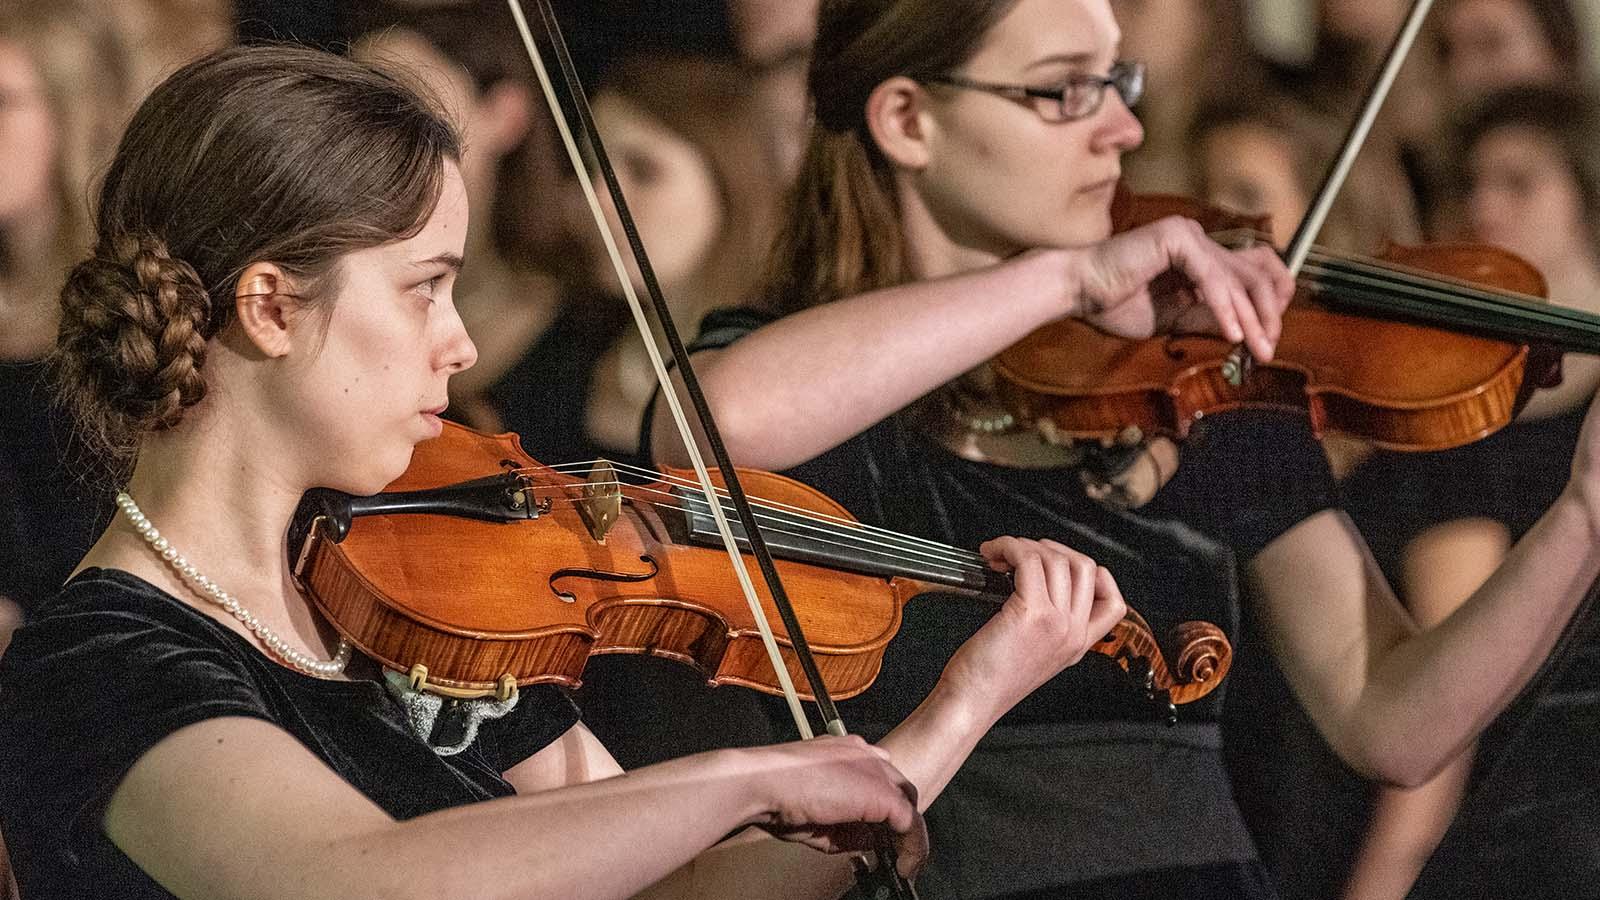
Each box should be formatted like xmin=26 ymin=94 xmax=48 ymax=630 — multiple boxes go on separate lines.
xmin=116 ymin=491 xmax=352 ymax=679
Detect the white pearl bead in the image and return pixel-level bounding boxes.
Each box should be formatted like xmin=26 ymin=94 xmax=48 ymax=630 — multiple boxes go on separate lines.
xmin=114 ymin=491 xmax=350 ymax=679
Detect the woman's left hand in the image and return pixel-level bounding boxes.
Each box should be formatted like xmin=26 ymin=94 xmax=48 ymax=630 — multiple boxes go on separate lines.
xmin=940 ymin=536 xmax=1128 ymax=717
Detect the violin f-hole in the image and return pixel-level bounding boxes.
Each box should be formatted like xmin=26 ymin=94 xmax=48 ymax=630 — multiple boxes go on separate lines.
xmin=549 ymin=555 xmax=660 ymax=603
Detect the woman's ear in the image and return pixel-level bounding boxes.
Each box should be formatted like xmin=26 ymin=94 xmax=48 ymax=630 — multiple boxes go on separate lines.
xmin=865 ymin=75 xmax=934 ymax=170
xmin=477 ymin=79 xmax=535 ymax=159
xmin=232 ymin=262 xmax=297 ymax=358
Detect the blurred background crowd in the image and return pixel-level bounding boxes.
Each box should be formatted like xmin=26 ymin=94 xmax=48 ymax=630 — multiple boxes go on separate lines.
xmin=4 ymin=1 xmax=1600 ymax=898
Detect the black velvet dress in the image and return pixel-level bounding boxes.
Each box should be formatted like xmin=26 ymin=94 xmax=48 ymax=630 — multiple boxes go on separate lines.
xmin=0 ymin=569 xmax=579 ymax=899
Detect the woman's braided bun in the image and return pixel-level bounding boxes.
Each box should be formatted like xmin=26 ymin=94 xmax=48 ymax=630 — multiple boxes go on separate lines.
xmin=47 ymin=45 xmax=460 ymax=478
xmin=56 ymin=235 xmax=212 ymax=459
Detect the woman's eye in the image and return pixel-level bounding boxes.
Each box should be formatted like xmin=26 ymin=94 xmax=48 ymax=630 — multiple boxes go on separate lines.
xmin=414 ymin=275 xmax=444 ymax=301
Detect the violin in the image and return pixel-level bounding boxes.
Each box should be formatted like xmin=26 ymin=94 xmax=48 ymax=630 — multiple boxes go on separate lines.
xmin=288 ymin=421 xmax=1231 ymax=719
xmin=993 ymin=190 xmax=1600 ymax=452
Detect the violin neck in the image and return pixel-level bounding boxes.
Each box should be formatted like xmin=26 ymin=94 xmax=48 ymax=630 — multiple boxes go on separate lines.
xmin=1309 ymin=257 xmax=1600 ymax=355
xmin=673 ymin=488 xmax=1013 ymax=601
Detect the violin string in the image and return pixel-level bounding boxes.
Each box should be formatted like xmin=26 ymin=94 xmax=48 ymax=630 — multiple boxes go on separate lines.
xmin=543 ymin=459 xmax=988 ymax=566
xmin=520 ymin=491 xmax=991 ymax=586
xmin=618 ymin=464 xmax=991 ymax=565
xmin=542 ymin=462 xmax=981 ymax=565
xmin=518 ymin=474 xmax=993 ymax=579
xmin=1299 ymin=259 xmax=1600 ymax=336
xmin=518 ymin=461 xmax=985 ymax=566
xmin=1216 ymin=225 xmax=1600 ymax=333
xmin=1302 ymin=250 xmax=1600 ymax=325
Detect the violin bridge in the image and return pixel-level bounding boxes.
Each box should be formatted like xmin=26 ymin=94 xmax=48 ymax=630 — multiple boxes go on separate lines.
xmin=577 ymin=460 xmax=621 ymax=543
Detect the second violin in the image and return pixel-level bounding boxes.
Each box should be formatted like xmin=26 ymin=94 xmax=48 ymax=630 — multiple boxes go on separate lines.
xmin=993 ymin=190 xmax=1600 ymax=453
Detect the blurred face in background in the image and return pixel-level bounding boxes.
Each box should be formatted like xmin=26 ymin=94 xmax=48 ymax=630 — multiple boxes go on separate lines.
xmin=1440 ymin=0 xmax=1564 ymax=98
xmin=0 ymin=39 xmax=56 ymax=231
xmin=1198 ymin=121 xmax=1307 ymax=248
xmin=1468 ymin=124 xmax=1591 ymax=274
xmin=589 ymin=89 xmax=723 ymax=293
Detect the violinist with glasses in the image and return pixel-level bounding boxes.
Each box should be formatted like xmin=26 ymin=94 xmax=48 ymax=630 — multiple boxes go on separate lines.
xmin=646 ymin=0 xmax=1600 ymax=896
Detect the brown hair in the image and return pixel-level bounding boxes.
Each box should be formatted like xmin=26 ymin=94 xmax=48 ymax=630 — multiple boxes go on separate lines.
xmin=1437 ymin=0 xmax=1586 ymax=83
xmin=763 ymin=0 xmax=1021 ymax=315
xmin=55 ymin=44 xmax=460 ymax=473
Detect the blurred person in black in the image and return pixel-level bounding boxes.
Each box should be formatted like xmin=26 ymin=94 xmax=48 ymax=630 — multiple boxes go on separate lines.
xmin=0 ymin=1 xmax=142 ymax=625
xmin=1344 ymin=85 xmax=1600 ymax=900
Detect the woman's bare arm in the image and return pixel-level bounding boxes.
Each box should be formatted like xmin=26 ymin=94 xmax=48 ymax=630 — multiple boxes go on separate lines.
xmin=1249 ymin=488 xmax=1600 ymax=786
xmin=104 ymin=718 xmax=922 ymax=900
xmin=653 ymin=221 xmax=1291 ymax=470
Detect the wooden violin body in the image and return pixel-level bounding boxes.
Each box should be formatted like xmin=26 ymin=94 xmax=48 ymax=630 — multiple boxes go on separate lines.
xmin=994 ymin=193 xmax=1554 ymax=452
xmin=291 ymin=422 xmax=1230 ymax=711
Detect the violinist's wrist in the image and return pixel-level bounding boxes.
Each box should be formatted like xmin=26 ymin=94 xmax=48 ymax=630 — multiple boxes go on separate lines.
xmin=928 ymin=664 xmax=1009 ymax=734
xmin=1042 ymin=247 xmax=1086 ymax=320
xmin=715 ymin=746 xmax=787 ymax=828
xmin=1002 ymin=247 xmax=1082 ymax=320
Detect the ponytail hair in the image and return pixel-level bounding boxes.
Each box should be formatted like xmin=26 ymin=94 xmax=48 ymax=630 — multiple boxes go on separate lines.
xmin=763 ymin=0 xmax=1020 ymax=314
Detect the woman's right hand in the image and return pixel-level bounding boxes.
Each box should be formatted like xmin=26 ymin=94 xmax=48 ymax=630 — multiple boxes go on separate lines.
xmin=1065 ymin=215 xmax=1293 ymax=364
xmin=741 ymin=736 xmax=929 ymax=877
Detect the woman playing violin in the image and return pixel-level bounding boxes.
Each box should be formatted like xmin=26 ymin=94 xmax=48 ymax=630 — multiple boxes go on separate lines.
xmin=647 ymin=0 xmax=1600 ymax=896
xmin=0 ymin=44 xmax=1132 ymax=900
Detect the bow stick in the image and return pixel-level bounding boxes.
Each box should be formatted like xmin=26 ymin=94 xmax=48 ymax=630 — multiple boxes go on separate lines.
xmin=506 ymin=2 xmax=916 ymax=893
xmin=1223 ymin=0 xmax=1436 ymax=385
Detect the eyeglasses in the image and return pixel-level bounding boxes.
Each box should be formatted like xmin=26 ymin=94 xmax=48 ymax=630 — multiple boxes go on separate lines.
xmin=924 ymin=60 xmax=1145 ymax=122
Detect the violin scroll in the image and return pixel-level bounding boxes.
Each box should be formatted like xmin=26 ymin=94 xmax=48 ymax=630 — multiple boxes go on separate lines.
xmin=1090 ymin=608 xmax=1232 ymax=716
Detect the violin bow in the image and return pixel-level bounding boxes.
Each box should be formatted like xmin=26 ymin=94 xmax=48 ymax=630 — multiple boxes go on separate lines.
xmin=505 ymin=2 xmax=917 ymax=894
xmin=1222 ymin=0 xmax=1436 ymax=385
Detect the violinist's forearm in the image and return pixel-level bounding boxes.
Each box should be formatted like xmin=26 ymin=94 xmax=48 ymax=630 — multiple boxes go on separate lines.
xmin=322 ymin=750 xmax=769 ymax=900
xmin=876 ymin=677 xmax=996 ymax=811
xmin=1338 ymin=752 xmax=1472 ymax=900
xmin=1252 ymin=492 xmax=1600 ymax=785
xmin=105 ymin=719 xmax=772 ymax=900
xmin=1366 ymin=489 xmax=1597 ymax=767
xmin=653 ymin=249 xmax=1074 ymax=470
